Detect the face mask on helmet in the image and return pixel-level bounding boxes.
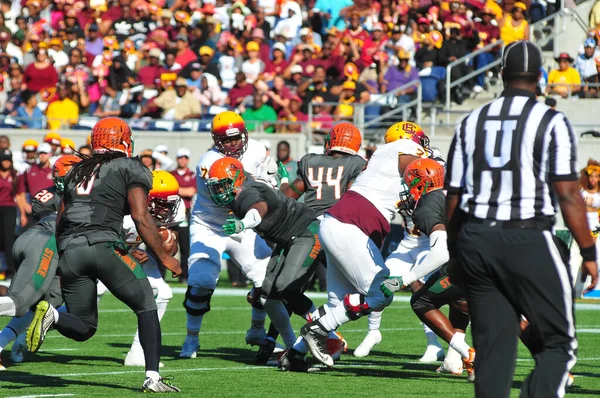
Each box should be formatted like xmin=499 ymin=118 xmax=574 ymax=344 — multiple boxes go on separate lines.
xmin=148 ymin=195 xmax=180 ymax=224
xmin=398 ymin=180 xmax=416 ymax=215
xmin=207 ymin=175 xmax=238 ymax=207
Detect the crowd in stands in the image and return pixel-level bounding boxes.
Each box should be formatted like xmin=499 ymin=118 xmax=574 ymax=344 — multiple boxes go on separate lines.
xmin=0 ymin=0 xmax=593 ymax=133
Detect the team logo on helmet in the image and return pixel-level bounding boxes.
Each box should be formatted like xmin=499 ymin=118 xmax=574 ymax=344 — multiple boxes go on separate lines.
xmin=148 ymin=170 xmax=181 ymax=224
xmin=398 ymin=158 xmax=444 ymax=214
xmin=206 ymin=157 xmax=246 ymax=207
xmin=384 ymin=122 xmax=430 ymax=150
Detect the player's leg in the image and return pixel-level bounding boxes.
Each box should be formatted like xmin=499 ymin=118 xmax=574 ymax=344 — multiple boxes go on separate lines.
xmin=125 ymin=254 xmax=173 ymax=367
xmin=183 ymin=224 xmax=227 ymax=358
xmin=228 ymin=229 xmax=271 ymax=346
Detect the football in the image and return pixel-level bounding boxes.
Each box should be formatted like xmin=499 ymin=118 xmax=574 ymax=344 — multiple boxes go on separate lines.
xmin=159 ymin=227 xmax=178 ymax=256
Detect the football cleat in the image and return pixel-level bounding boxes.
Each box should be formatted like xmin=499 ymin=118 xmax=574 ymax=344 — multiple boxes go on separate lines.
xmin=327 ymin=332 xmax=348 ymax=361
xmin=11 ymin=333 xmax=27 ymax=363
xmin=567 ymin=373 xmax=575 ymax=387
xmin=255 ymin=338 xmax=276 ymax=365
xmin=353 ymin=329 xmax=382 ymax=358
xmin=279 ymin=348 xmax=309 ymax=372
xmin=245 ymin=327 xmax=267 ymax=346
xmin=300 ymin=321 xmax=334 ymax=367
xmin=462 ymin=348 xmax=476 ymax=383
xmin=142 ymin=376 xmax=181 ymax=393
xmin=419 ymin=344 xmax=444 ymax=363
xmin=436 ymin=361 xmax=463 ymax=376
xmin=26 ymin=301 xmax=55 ymax=353
xmin=124 ymin=346 xmax=164 ymax=367
xmin=436 ymin=346 xmax=463 ymax=375
xmin=179 ymin=335 xmax=199 ymax=359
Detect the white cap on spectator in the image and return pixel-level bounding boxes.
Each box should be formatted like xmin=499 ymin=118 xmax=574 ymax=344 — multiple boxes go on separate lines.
xmin=154 ymin=144 xmax=169 ymax=153
xmin=149 ymin=48 xmax=162 ymax=58
xmin=176 ymin=148 xmax=191 ymax=158
xmin=299 ymin=27 xmax=310 ymax=37
xmin=259 ymin=139 xmax=271 ymax=150
xmin=37 ymin=142 xmax=52 ymax=154
xmin=272 ymin=42 xmax=286 ymax=54
xmin=290 ymin=64 xmax=303 ymax=74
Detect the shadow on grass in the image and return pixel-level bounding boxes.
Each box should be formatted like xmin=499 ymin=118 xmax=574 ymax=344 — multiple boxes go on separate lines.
xmin=11 ymin=350 xmax=125 ymax=367
xmin=0 ymin=369 xmax=139 ymax=392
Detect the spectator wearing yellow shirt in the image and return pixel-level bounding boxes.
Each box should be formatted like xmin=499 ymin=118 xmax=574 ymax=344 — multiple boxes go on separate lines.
xmin=500 ymin=2 xmax=530 ymax=46
xmin=46 ymin=83 xmax=79 ymax=130
xmin=547 ymin=53 xmax=582 ymax=98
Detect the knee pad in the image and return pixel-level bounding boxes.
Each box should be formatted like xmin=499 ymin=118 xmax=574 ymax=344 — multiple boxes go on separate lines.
xmin=183 ymin=286 xmax=213 ymax=316
xmin=411 ymin=291 xmax=436 ymax=319
xmin=246 ymin=287 xmax=264 ymax=309
xmin=343 ymin=294 xmax=372 ymax=321
xmin=187 ymin=257 xmax=220 ymax=290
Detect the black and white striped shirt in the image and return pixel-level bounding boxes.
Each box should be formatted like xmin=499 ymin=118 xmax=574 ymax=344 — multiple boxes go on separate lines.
xmin=445 ymin=88 xmax=578 ymax=220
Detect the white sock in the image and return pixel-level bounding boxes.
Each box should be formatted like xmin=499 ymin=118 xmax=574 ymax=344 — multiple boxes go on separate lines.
xmin=449 ymin=332 xmax=471 ymax=359
xmin=186 ymin=314 xmax=203 ymax=334
xmin=0 ymin=296 xmax=16 ymax=316
xmin=444 ymin=346 xmax=463 ymax=366
xmin=251 ymin=307 xmax=266 ymax=329
xmin=146 ymin=370 xmax=160 ymax=381
xmin=263 ymin=299 xmax=296 ymax=347
xmin=0 ymin=326 xmax=17 ymax=351
xmin=424 ymin=323 xmax=441 ymax=347
xmin=292 ymin=336 xmax=309 ymax=354
xmin=319 ymin=304 xmax=350 ymax=332
xmin=51 ymin=306 xmax=60 ymax=322
xmin=368 ymin=311 xmax=383 ymax=330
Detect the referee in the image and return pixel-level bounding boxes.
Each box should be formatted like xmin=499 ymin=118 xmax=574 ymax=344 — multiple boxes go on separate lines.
xmin=445 ymin=40 xmax=598 ymax=398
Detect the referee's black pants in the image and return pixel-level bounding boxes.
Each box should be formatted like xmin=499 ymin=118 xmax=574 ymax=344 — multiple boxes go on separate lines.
xmin=457 ymin=221 xmax=576 ymax=398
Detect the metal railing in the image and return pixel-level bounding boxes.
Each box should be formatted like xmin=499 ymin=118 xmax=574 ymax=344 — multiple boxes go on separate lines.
xmin=529 ymin=7 xmax=590 ymax=57
xmin=445 ymin=40 xmax=504 ymax=112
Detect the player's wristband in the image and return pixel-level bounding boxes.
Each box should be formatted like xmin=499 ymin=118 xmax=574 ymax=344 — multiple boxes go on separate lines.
xmin=280 ymin=177 xmax=289 ymax=184
xmin=580 ymin=245 xmax=597 ymax=262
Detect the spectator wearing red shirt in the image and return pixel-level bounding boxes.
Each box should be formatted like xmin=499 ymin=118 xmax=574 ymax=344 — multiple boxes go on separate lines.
xmin=175 ymin=35 xmax=197 ymax=70
xmin=295 ymin=45 xmax=323 ymax=78
xmin=264 ymin=43 xmax=289 ymax=79
xmin=0 ymin=149 xmax=26 ymax=278
xmin=277 ymin=95 xmax=306 ymax=133
xmin=23 ymin=49 xmax=58 ymax=93
xmin=227 ymin=72 xmax=254 ymax=109
xmin=473 ymin=7 xmax=500 ymax=91
xmin=318 ymin=42 xmax=345 ymax=78
xmin=265 ymin=76 xmax=293 ymax=115
xmin=138 ymin=48 xmax=166 ymax=88
xmin=251 ymin=28 xmax=271 ymax=64
xmin=170 ymin=148 xmax=196 ymax=280
xmin=18 ymin=143 xmax=53 ymax=229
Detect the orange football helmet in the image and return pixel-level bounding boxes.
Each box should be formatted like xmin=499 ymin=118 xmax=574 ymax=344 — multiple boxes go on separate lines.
xmin=211 ymin=111 xmax=248 ymax=158
xmin=206 ymin=157 xmax=246 ymax=206
xmin=324 ymin=123 xmax=362 ymax=155
xmin=90 ymin=117 xmax=133 ymax=157
xmin=399 ymin=158 xmax=444 ymax=213
xmin=52 ymin=154 xmax=81 ymax=193
xmin=384 ymin=122 xmax=430 ymax=150
xmin=148 ymin=170 xmax=181 ymax=224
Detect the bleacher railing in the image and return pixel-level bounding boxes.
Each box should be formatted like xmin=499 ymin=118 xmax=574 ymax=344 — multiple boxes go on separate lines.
xmin=445 ymin=40 xmax=504 ymax=112
xmin=529 ymin=7 xmax=590 ymax=57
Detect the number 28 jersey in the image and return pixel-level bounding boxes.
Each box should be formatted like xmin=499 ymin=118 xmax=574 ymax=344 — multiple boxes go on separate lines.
xmin=297 ymin=153 xmax=366 ymax=217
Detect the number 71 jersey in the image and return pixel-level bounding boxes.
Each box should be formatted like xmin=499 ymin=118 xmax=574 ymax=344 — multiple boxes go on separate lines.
xmin=298 ymin=153 xmax=367 ymax=216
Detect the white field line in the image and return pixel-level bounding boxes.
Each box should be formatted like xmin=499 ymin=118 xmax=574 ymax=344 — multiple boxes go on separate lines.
xmin=5 ymin=395 xmax=75 ymax=398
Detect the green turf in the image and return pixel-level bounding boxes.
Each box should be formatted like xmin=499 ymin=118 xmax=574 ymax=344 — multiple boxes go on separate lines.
xmin=1 ymin=288 xmax=599 ymax=397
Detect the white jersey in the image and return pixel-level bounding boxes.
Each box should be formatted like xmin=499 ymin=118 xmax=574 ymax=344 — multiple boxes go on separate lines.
xmin=350 ymin=139 xmax=427 ymax=224
xmin=191 ymin=138 xmax=267 ymax=230
xmin=582 ymin=188 xmax=600 ymax=230
xmin=123 ymin=197 xmax=186 ymax=247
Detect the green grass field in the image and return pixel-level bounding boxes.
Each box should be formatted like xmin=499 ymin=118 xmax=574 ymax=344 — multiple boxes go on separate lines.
xmin=1 ymin=284 xmax=599 ymax=397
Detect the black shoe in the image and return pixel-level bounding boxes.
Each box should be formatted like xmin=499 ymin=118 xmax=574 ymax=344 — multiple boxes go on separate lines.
xmin=300 ymin=321 xmax=333 ymax=367
xmin=279 ymin=348 xmax=309 ymax=372
xmin=255 ymin=338 xmax=276 ymax=364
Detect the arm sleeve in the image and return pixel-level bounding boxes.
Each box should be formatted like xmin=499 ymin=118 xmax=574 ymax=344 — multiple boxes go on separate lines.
xmin=445 ymin=119 xmax=466 ymax=192
xmin=548 ymin=114 xmax=578 ymax=181
xmin=402 ymin=230 xmax=449 ymax=284
xmin=240 ymin=207 xmax=262 ymax=229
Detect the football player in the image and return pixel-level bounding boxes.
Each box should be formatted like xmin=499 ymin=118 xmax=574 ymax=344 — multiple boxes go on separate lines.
xmin=0 ymin=155 xmax=79 ymax=370
xmin=121 ymin=170 xmax=185 ymax=367
xmin=380 ymin=158 xmax=475 ymax=381
xmin=286 ymin=124 xmax=430 ymax=369
xmin=183 ymin=111 xmax=275 ymax=359
xmin=277 ymin=122 xmax=365 ymax=362
xmin=26 ymin=117 xmax=181 ymax=392
xmin=206 ymin=157 xmax=323 ymax=370
xmin=352 ymin=122 xmax=444 ymax=359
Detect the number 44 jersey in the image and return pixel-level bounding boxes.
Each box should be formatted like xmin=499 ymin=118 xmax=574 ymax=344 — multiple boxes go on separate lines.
xmin=297 ymin=153 xmax=366 ymax=217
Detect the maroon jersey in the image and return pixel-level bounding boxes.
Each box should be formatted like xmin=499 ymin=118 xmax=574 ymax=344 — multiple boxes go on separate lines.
xmin=171 ymin=167 xmax=196 ymax=209
xmin=18 ymin=164 xmax=53 ymax=198
xmin=474 ymin=22 xmax=500 ymax=48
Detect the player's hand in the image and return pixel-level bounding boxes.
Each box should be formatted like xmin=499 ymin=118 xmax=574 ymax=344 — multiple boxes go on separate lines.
xmin=131 ymin=249 xmax=149 ymax=264
xmin=223 ymin=216 xmax=245 ymax=235
xmin=162 ymin=255 xmax=182 ymax=278
xmin=581 ymin=260 xmax=599 ymax=295
xmin=278 ymin=161 xmax=290 ymax=184
xmin=380 ymin=276 xmax=405 ymax=298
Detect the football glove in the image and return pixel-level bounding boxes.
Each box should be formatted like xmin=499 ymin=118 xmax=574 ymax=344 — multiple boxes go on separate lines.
xmin=380 ymin=276 xmax=405 ymax=298
xmin=257 ymin=156 xmax=279 ymax=187
xmin=594 ymin=223 xmax=600 ymax=235
xmin=278 ymin=161 xmax=290 ymax=184
xmin=223 ymin=216 xmax=245 ymax=235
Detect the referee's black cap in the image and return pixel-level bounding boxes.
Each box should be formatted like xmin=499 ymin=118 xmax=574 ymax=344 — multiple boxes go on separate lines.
xmin=501 ymin=40 xmax=542 ymax=74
